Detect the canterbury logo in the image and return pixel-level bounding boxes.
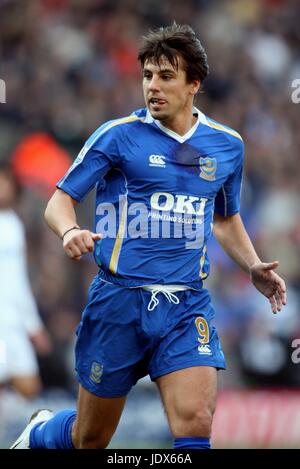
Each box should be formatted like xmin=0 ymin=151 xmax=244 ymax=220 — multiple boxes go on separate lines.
xmin=198 ymin=344 xmax=212 ymax=355
xmin=149 ymin=154 xmax=166 ymax=167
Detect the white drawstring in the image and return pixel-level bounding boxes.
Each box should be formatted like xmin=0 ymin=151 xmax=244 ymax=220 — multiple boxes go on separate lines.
xmin=147 ymin=289 xmax=180 ymax=311
xmin=142 ymin=285 xmax=188 ymax=311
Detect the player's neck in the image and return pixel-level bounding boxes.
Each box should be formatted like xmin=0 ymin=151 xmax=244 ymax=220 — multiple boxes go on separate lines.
xmin=160 ymin=109 xmax=197 ymax=136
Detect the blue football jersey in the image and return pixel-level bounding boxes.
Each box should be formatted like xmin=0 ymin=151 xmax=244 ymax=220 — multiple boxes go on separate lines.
xmin=57 ymin=107 xmax=244 ymax=289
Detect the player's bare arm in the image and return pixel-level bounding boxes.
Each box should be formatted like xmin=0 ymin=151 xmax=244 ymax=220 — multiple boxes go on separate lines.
xmin=44 ymin=188 xmax=101 ymax=261
xmin=213 ymin=212 xmax=287 ymax=314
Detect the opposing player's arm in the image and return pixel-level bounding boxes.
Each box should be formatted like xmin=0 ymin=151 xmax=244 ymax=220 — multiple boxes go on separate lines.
xmin=213 ymin=212 xmax=287 ymax=313
xmin=44 ymin=189 xmax=101 ymax=261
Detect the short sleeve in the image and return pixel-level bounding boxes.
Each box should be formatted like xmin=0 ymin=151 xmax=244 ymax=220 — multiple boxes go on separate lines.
xmin=214 ymin=138 xmax=244 ymax=217
xmin=57 ymin=123 xmax=120 ymax=202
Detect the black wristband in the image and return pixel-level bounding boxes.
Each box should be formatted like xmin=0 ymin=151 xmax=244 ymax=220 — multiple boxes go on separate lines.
xmin=62 ymin=226 xmax=80 ymax=240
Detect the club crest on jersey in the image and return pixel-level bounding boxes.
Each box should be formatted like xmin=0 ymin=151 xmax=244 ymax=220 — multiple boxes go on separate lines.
xmin=199 ymin=157 xmax=217 ymax=181
xmin=89 ymin=362 xmax=103 ymax=384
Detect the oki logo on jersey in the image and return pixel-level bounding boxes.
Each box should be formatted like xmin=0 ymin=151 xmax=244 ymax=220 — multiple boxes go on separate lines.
xmin=149 ymin=154 xmax=166 ymax=168
xmin=150 ymin=192 xmax=207 ymax=216
xmin=199 ymin=157 xmax=217 ymax=181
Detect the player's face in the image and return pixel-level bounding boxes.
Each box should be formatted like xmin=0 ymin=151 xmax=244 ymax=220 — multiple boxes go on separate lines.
xmin=143 ymin=56 xmax=199 ymax=124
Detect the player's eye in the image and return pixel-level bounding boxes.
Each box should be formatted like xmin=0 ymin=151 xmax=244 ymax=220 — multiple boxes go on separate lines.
xmin=161 ymin=75 xmax=172 ymax=80
xmin=143 ymin=72 xmax=152 ymax=80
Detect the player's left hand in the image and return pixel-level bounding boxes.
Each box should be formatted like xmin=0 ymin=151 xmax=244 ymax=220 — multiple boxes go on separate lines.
xmin=250 ymin=261 xmax=287 ymax=314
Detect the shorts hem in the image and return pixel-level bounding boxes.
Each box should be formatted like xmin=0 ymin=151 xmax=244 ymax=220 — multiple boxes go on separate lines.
xmin=76 ymin=375 xmax=130 ymax=398
xmin=150 ymin=360 xmax=226 ymax=380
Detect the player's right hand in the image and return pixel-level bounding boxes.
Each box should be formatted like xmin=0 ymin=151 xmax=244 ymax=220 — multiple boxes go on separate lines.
xmin=63 ymin=229 xmax=102 ymax=261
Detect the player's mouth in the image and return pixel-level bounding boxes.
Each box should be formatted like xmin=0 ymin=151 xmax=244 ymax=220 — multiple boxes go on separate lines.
xmin=149 ymin=98 xmax=167 ymax=108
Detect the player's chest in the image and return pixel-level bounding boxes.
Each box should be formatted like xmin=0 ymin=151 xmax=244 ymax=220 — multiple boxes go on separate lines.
xmin=118 ymin=138 xmax=233 ymax=197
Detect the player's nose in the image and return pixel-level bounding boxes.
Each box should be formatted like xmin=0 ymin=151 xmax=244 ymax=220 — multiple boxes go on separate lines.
xmin=148 ymin=74 xmax=160 ymax=91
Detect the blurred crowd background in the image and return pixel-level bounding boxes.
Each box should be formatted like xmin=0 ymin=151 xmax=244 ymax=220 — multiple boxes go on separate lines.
xmin=0 ymin=0 xmax=299 ymax=448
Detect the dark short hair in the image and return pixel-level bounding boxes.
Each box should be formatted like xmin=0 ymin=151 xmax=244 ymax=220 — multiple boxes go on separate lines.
xmin=138 ymin=23 xmax=209 ymax=83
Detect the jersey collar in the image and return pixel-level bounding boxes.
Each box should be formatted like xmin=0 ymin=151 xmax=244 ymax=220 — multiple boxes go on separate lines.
xmin=144 ymin=106 xmax=208 ymax=143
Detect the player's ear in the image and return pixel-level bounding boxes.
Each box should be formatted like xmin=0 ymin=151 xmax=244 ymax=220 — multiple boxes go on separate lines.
xmin=190 ymin=79 xmax=201 ymax=96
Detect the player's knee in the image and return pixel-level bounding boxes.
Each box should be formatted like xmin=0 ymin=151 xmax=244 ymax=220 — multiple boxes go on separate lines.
xmin=72 ymin=426 xmax=112 ymax=449
xmin=172 ymin=405 xmax=214 ymax=437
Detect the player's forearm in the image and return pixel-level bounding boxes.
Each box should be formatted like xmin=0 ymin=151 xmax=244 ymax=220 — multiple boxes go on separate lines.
xmin=44 ymin=189 xmax=79 ymax=239
xmin=213 ymin=212 xmax=261 ymax=275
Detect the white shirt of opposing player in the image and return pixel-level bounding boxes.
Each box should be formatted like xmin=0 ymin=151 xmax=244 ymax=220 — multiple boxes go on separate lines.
xmin=0 ymin=209 xmax=42 ymax=334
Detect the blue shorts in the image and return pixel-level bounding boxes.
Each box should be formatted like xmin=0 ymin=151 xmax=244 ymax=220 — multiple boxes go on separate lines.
xmin=75 ymin=275 xmax=226 ymax=398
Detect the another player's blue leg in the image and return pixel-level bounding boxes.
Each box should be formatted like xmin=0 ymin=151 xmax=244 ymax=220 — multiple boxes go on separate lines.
xmin=30 ymin=409 xmax=76 ymax=449
xmin=173 ymin=437 xmax=211 ymax=449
